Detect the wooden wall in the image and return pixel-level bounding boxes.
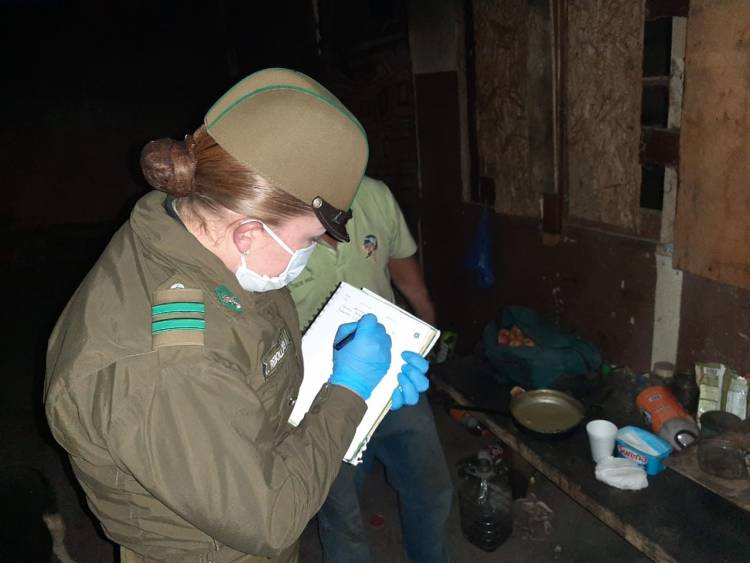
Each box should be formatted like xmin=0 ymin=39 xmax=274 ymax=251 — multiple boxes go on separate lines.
xmin=429 ymin=0 xmax=653 ymax=365
xmin=674 ymin=0 xmax=750 ymax=290
xmin=678 ymin=273 xmax=750 ymax=372
xmin=413 ymin=0 xmax=750 ymax=375
xmin=469 ymin=0 xmax=645 ymax=227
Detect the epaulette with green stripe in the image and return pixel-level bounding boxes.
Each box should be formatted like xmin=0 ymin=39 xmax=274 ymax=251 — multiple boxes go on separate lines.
xmin=151 ymin=288 xmax=205 ymax=348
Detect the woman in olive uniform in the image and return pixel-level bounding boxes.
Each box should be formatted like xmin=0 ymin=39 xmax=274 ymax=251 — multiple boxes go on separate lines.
xmin=43 ymin=68 xmax=429 ymax=563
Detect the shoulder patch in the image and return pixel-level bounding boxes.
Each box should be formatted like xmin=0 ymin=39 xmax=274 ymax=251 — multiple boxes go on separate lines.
xmin=151 ymin=288 xmax=205 ymax=348
xmin=215 ymin=284 xmax=243 ymax=313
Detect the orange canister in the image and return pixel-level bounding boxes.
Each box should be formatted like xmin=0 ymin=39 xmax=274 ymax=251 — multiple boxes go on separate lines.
xmin=635 ymin=386 xmax=699 ymax=450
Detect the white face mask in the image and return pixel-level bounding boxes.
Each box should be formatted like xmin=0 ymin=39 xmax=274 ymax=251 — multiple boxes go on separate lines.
xmin=235 ymin=221 xmax=317 ymax=292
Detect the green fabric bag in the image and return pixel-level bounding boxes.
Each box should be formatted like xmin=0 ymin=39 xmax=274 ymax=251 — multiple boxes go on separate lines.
xmin=481 ymin=306 xmax=602 ymax=389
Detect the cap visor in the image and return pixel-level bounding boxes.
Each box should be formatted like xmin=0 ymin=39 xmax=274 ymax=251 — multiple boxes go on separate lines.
xmin=315 ymin=207 xmax=351 ymax=242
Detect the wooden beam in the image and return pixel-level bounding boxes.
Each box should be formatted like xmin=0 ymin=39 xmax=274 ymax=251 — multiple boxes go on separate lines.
xmin=646 ymin=0 xmax=690 ymax=20
xmin=640 ymin=127 xmax=680 ymax=166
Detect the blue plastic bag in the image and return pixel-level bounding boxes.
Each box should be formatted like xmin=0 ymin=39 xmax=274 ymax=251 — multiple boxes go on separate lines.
xmin=464 ymin=206 xmax=495 ymax=289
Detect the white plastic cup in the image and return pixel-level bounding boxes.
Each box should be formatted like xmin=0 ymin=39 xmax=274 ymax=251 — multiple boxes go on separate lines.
xmin=586 ymin=419 xmax=618 ymax=463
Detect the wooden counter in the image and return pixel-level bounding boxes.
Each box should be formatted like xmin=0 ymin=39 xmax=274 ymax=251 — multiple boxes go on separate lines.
xmin=431 ymin=355 xmax=750 ymax=563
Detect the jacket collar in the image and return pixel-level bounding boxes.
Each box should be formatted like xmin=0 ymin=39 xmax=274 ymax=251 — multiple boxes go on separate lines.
xmin=129 ymin=191 xmax=251 ymax=310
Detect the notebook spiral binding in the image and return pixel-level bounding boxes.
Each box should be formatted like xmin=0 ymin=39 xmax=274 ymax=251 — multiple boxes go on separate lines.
xmin=301 ymin=282 xmax=342 ymax=336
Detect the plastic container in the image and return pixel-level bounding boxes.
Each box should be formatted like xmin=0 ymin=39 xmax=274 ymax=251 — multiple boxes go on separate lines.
xmin=457 ymin=450 xmax=512 ymax=552
xmin=615 ymin=426 xmax=673 ymax=475
xmin=698 ymin=436 xmax=749 ymax=479
xmin=635 ymin=386 xmax=699 ymax=450
xmin=652 ymin=361 xmax=675 ymax=382
xmin=699 ymin=410 xmax=742 ymax=438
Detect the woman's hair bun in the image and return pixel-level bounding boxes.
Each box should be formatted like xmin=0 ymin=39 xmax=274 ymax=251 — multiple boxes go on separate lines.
xmin=140 ymin=137 xmax=196 ymax=197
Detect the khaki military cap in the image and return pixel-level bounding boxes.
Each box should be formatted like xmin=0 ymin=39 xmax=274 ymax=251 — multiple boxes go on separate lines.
xmin=204 ymin=68 xmax=369 ymax=242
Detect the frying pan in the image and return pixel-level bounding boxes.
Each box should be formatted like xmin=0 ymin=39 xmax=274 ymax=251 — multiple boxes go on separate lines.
xmin=508 ymin=389 xmax=586 ymax=438
xmin=450 ymin=388 xmax=605 ymax=440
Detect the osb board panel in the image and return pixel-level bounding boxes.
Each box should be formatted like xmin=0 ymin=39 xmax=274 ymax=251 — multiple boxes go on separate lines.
xmin=674 ymin=0 xmax=750 ymax=290
xmin=473 ymin=0 xmax=538 ymax=217
xmin=677 ymin=271 xmax=750 ymax=371
xmin=527 ymin=0 xmax=556 ymax=195
xmin=566 ymin=0 xmax=644 ymax=230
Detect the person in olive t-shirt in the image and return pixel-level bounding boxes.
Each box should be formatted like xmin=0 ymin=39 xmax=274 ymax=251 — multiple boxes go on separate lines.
xmin=290 ymin=177 xmax=453 ymax=563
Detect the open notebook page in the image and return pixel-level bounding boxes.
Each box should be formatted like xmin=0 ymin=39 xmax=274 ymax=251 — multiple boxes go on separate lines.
xmin=287 ymin=281 xmax=440 ymax=464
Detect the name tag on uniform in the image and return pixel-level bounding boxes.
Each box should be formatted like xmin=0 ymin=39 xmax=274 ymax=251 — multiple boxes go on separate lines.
xmin=262 ymin=328 xmax=291 ymax=380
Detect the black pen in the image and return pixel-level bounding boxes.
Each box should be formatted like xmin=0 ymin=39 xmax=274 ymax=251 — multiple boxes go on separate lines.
xmin=334 ymin=330 xmax=356 ymax=350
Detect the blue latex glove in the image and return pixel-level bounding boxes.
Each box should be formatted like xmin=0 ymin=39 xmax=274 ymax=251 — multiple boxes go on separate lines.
xmin=390 ymin=351 xmax=430 ymax=410
xmin=329 ymin=313 xmax=392 ymax=400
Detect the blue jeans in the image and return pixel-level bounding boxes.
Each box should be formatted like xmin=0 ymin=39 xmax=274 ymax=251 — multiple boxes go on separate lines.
xmin=317 ymin=395 xmax=453 ymax=563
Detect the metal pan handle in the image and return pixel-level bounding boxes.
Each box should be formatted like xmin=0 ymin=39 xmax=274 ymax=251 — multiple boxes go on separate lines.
xmin=446 ymin=403 xmax=511 ymax=417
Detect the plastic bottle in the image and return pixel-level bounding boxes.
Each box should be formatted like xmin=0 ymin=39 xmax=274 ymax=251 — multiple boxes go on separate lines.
xmin=635 ymin=385 xmax=699 ymax=450
xmin=457 ymin=450 xmax=512 ymax=551
xmin=448 ymin=408 xmax=487 ymax=436
xmin=671 ymin=370 xmax=699 ymax=416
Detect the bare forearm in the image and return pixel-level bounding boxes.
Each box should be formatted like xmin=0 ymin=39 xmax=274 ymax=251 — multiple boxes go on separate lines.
xmin=405 ymin=289 xmax=436 ymax=325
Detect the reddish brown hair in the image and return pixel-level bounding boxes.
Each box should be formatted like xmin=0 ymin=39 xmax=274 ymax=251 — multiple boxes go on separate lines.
xmin=140 ymin=126 xmax=312 ymax=226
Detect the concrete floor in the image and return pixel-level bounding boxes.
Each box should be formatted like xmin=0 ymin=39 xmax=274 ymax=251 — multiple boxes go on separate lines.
xmin=297 ymin=394 xmax=649 ymax=563
xmin=1 ymin=239 xmax=649 ymax=563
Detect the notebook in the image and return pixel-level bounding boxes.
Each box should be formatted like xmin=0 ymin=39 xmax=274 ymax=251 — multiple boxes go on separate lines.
xmin=287 ymin=281 xmax=440 ymax=464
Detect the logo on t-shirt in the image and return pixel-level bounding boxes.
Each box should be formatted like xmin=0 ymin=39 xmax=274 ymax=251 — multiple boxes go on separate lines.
xmin=362 ymin=234 xmax=378 ymax=258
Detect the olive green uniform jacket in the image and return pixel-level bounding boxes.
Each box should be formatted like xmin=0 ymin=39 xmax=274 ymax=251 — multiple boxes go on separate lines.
xmin=44 ymin=191 xmax=366 ymax=562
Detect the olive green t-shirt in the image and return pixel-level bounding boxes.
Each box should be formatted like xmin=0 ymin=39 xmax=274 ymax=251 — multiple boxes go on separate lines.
xmin=289 ymin=177 xmax=417 ymax=329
